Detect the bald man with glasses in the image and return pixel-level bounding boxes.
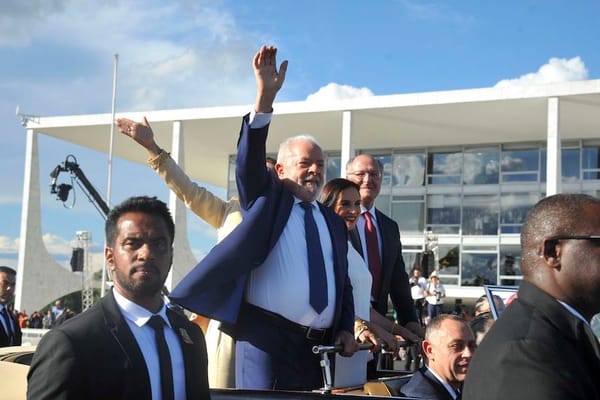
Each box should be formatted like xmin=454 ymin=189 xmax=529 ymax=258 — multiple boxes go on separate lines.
xmin=463 ymin=194 xmax=600 ymax=400
xmin=346 ymin=155 xmax=422 ymax=373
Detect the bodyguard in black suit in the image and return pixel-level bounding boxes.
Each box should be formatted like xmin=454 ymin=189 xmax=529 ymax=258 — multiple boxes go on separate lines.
xmin=346 ymin=155 xmax=421 ymax=331
xmin=0 ymin=266 xmax=22 ymax=347
xmin=28 ymin=196 xmax=210 ymax=400
xmin=463 ymin=194 xmax=600 ymax=400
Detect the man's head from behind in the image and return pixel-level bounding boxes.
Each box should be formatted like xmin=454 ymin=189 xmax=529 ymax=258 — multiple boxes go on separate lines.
xmin=346 ymin=154 xmax=383 ymax=209
xmin=275 ymin=135 xmax=324 ymax=202
xmin=0 ymin=266 xmax=16 ymax=306
xmin=473 ymin=294 xmax=505 ymax=317
xmin=521 ymin=193 xmax=600 ymax=320
xmin=423 ymin=314 xmax=475 ymax=389
xmin=105 ymin=196 xmax=175 ymax=312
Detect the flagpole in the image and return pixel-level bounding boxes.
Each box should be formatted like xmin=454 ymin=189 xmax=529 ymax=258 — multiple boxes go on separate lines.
xmin=101 ymin=53 xmax=119 ymax=297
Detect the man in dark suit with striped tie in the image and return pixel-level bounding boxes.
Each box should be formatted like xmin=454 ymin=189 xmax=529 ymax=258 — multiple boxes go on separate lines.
xmin=0 ymin=266 xmax=21 ymax=347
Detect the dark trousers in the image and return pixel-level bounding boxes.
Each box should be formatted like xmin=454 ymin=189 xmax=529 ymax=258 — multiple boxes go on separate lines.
xmin=414 ymin=298 xmax=426 ymax=325
xmin=427 ymin=303 xmax=443 ymax=319
xmin=235 ymin=306 xmax=326 ymax=391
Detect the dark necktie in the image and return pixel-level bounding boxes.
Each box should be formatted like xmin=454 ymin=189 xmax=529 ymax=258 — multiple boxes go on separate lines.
xmin=364 ymin=211 xmax=382 ymax=300
xmin=581 ymin=321 xmax=600 ymax=360
xmin=300 ymin=202 xmax=328 ymax=314
xmin=1 ymin=307 xmax=14 ymax=345
xmin=147 ymin=315 xmax=174 ymax=400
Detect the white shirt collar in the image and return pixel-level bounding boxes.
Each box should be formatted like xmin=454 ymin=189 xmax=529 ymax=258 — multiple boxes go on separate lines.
xmin=294 ymin=196 xmax=318 ymax=207
xmin=558 ymin=300 xmax=591 ymax=327
xmin=112 ymin=289 xmax=171 ymax=328
xmin=360 ymin=205 xmax=377 ymax=220
xmin=425 ymin=365 xmax=460 ymax=399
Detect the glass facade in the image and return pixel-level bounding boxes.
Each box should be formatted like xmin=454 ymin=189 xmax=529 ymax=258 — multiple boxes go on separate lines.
xmin=227 ymin=140 xmax=600 ymax=289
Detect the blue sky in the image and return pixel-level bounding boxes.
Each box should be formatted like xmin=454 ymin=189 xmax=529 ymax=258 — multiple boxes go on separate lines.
xmin=0 ymin=0 xmax=598 ymax=271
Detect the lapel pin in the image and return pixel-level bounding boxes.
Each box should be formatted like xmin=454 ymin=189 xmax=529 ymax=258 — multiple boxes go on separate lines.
xmin=180 ymin=328 xmax=194 ymax=344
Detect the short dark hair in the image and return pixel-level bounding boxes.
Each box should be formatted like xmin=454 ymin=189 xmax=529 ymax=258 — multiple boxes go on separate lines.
xmin=0 ymin=266 xmax=16 ymax=276
xmin=265 ymin=156 xmax=277 ymax=167
xmin=521 ymin=194 xmax=600 ymax=274
xmin=470 ymin=312 xmax=494 ymax=340
xmin=319 ymin=178 xmax=360 ymax=209
xmin=105 ymin=196 xmax=175 ymax=246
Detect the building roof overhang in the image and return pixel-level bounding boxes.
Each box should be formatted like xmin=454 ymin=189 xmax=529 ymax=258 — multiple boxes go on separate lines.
xmin=25 ymin=79 xmax=600 ymax=187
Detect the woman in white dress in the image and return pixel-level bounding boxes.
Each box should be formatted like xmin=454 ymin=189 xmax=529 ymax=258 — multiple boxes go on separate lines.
xmin=320 ymin=179 xmax=410 ymax=352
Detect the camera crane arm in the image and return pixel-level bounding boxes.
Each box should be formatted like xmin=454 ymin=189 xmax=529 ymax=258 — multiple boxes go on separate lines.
xmin=50 ymin=155 xmax=110 ymax=219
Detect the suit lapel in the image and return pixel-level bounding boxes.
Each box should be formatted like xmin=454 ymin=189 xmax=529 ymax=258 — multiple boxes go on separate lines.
xmin=101 ymin=292 xmax=152 ymax=398
xmin=375 ymin=209 xmax=392 ymax=274
xmin=422 ymin=368 xmax=456 ymax=400
xmin=0 ymin=318 xmax=9 ymax=345
xmin=167 ymin=309 xmax=205 ymax=399
xmin=0 ymin=308 xmax=20 ymax=346
xmin=349 ymin=228 xmax=363 ymax=257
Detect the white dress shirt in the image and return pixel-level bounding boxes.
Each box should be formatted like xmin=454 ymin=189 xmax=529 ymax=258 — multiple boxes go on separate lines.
xmin=356 ymin=205 xmax=383 ymax=263
xmin=246 ymin=199 xmax=336 ymax=328
xmin=113 ymin=290 xmax=186 ymax=400
xmin=244 ymin=112 xmax=337 ymax=329
xmin=426 ymin=365 xmax=461 ymax=400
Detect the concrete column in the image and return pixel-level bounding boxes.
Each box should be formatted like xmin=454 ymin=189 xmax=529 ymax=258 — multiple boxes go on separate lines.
xmin=546 ymin=97 xmax=561 ymax=196
xmin=340 ymin=111 xmax=355 ymax=177
xmin=166 ymin=121 xmax=197 ymax=290
xmin=16 ymin=129 xmax=81 ymax=313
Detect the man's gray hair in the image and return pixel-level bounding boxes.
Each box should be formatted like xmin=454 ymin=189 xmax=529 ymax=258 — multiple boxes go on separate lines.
xmin=277 ymin=134 xmax=322 ymax=164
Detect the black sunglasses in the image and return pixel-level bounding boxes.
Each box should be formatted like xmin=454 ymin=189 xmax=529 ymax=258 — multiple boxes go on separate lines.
xmin=548 ymin=235 xmax=600 ymax=245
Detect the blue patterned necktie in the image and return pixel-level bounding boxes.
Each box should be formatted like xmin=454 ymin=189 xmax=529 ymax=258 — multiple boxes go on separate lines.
xmin=300 ymin=202 xmax=328 ymax=314
xmin=1 ymin=307 xmax=14 ymax=345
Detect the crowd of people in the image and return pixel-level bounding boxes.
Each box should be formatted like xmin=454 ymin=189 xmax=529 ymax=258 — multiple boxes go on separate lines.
xmin=2 ymin=45 xmax=599 ymax=400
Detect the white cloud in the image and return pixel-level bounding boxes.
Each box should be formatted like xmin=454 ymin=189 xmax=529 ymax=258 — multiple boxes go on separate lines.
xmin=0 ymin=0 xmax=67 ymax=46
xmin=495 ymin=57 xmax=588 ymax=88
xmin=305 ymin=83 xmax=374 ymax=104
xmin=0 ymin=235 xmax=19 ymax=254
xmin=2 ymin=1 xmax=264 ymax=112
xmin=42 ymin=233 xmax=76 ymax=256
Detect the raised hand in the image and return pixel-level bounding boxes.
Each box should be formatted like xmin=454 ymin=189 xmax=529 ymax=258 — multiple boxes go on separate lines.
xmin=253 ymin=45 xmax=288 ymax=113
xmin=116 ymin=116 xmax=161 ymax=156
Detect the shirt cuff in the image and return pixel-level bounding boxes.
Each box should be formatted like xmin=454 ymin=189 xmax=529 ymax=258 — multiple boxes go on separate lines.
xmin=147 ymin=149 xmax=169 ymax=169
xmin=249 ymin=112 xmax=272 ymax=129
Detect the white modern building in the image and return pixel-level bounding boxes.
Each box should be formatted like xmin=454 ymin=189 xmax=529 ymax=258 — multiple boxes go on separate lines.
xmin=15 ymin=79 xmax=600 ymax=313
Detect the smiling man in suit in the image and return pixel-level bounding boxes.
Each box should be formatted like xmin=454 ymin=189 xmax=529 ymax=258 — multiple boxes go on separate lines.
xmin=401 ymin=314 xmax=475 ymax=400
xmin=27 ymin=196 xmax=210 ymax=400
xmin=171 ymin=45 xmax=356 ymax=391
xmin=346 ymin=155 xmax=421 ymax=333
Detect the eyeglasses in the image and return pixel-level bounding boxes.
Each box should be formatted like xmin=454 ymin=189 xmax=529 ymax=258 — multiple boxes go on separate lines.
xmin=548 ymin=235 xmax=600 ymax=245
xmin=347 ymin=170 xmax=382 ymax=180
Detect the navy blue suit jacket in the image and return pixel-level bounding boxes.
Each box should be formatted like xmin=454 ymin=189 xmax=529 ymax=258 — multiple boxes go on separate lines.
xmin=171 ymin=114 xmax=354 ymax=337
xmin=401 ymin=367 xmax=455 ymax=400
xmin=0 ymin=307 xmax=22 ymax=347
